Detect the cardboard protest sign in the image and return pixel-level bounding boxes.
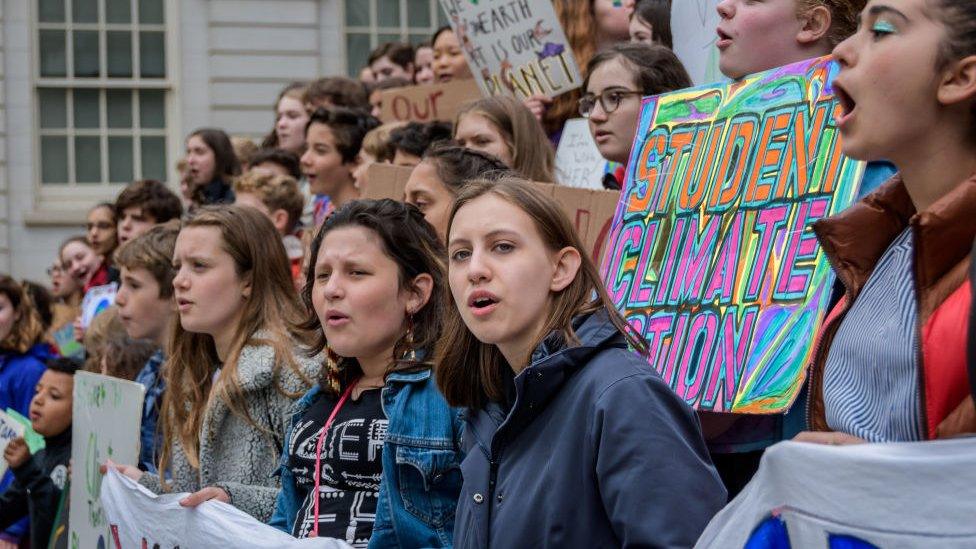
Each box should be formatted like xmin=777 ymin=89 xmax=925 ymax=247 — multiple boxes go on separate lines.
xmin=363 ymin=163 xmax=619 ymax=262
xmin=554 ymin=118 xmax=611 ymax=190
xmin=70 ymin=372 xmax=144 ymax=549
xmin=0 ymin=410 xmax=25 ymax=479
xmin=600 ymin=57 xmax=864 ymax=413
xmin=438 ymin=0 xmax=582 ymax=99
xmin=671 ymin=0 xmax=723 ymax=86
xmin=80 ymin=283 xmax=117 ymax=328
xmin=100 ymin=469 xmax=353 ymax=548
xmin=378 ymin=78 xmax=481 ymax=124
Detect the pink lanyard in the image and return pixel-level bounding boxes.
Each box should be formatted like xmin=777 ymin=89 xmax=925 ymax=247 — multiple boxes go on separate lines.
xmin=310 ymin=379 xmax=358 ymax=538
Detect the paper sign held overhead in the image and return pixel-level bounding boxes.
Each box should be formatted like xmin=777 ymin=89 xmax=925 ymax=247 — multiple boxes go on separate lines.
xmin=438 ymin=0 xmax=582 ymax=99
xmin=378 ymin=79 xmax=482 ymax=124
xmin=600 ymin=56 xmax=864 ymax=414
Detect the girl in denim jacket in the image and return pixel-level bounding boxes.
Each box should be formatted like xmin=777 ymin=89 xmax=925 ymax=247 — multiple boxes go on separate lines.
xmin=270 ymin=199 xmax=463 ymax=548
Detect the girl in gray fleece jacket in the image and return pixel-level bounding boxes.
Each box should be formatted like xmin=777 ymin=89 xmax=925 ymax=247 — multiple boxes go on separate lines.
xmin=108 ymin=206 xmax=320 ymax=521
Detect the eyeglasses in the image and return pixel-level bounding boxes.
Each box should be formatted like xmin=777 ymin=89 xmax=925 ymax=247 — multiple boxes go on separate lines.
xmin=578 ymin=89 xmax=643 ymax=118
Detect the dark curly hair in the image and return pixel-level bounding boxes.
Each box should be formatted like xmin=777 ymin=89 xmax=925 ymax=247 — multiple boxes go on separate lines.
xmin=306 ymin=107 xmax=381 ymax=163
xmin=422 ymin=143 xmax=514 ymax=193
xmin=301 ymin=199 xmax=445 ymax=396
xmin=389 ymin=121 xmax=453 ymax=159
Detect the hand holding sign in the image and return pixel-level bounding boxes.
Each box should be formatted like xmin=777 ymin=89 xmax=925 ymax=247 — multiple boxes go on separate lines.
xmin=3 ymin=437 xmax=29 ymax=469
xmin=0 ymin=410 xmax=27 ymax=478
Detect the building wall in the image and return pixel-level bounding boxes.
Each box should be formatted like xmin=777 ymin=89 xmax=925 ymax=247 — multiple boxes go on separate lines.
xmin=2 ymin=0 xmax=346 ymax=281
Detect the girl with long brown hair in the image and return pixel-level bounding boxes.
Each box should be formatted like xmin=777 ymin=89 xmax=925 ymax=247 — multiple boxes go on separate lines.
xmin=439 ymin=177 xmax=725 ymax=547
xmin=454 ymin=96 xmax=556 ymax=183
xmin=106 ymin=206 xmax=318 ymax=521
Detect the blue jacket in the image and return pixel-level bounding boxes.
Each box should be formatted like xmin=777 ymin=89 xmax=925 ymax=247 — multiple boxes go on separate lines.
xmin=453 ymin=311 xmax=727 ymax=548
xmin=0 ymin=342 xmax=54 ymax=542
xmin=134 ymin=350 xmax=165 ymax=473
xmin=270 ymin=368 xmax=464 ymax=547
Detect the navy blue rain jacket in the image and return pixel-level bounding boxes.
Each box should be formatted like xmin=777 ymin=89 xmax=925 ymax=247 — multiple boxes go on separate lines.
xmin=453 ymin=311 xmax=727 ymax=548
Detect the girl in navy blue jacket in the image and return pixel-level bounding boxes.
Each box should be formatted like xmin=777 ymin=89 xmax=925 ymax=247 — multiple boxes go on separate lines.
xmin=438 ymin=177 xmax=727 ymax=548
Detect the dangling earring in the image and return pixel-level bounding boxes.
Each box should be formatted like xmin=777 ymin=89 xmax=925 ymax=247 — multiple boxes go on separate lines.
xmin=324 ymin=345 xmax=342 ymax=394
xmin=403 ymin=313 xmax=418 ymax=362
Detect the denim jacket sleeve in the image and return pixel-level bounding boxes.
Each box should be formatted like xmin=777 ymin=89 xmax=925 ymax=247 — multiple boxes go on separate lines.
xmin=268 ymin=386 xmax=316 ymax=533
xmin=368 ymin=375 xmax=464 ymax=548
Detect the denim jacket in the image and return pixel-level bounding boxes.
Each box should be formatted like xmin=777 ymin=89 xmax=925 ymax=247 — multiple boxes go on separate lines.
xmin=269 ymin=368 xmax=464 ymax=547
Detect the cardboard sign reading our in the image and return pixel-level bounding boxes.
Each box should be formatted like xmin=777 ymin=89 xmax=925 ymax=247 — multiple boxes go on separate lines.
xmin=378 ymin=78 xmax=482 ymax=124
xmin=363 ymin=163 xmax=619 ymax=263
xmin=554 ymin=118 xmax=610 ymax=190
xmin=0 ymin=410 xmax=25 ymax=479
xmin=600 ymin=57 xmax=864 ymax=414
xmin=438 ymin=0 xmax=582 ymax=99
xmin=70 ymin=372 xmax=144 ymax=549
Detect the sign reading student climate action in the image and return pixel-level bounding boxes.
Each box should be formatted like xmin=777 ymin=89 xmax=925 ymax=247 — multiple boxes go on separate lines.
xmin=601 ymin=57 xmax=864 ymax=414
xmin=438 ymin=0 xmax=581 ymax=99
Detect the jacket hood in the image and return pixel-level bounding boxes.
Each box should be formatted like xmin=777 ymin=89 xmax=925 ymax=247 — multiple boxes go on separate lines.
xmin=466 ymin=310 xmax=629 ymax=455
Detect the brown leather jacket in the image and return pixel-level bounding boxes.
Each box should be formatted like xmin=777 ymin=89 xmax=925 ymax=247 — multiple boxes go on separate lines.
xmin=807 ymin=173 xmax=975 ymax=439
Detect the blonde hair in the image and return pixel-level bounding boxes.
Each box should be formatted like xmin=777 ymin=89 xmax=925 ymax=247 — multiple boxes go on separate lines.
xmin=158 ymin=206 xmax=312 ymax=473
xmin=231 ymin=137 xmax=259 ymax=168
xmin=455 ymin=96 xmax=557 ymax=183
xmin=232 ymin=172 xmax=305 ymax=233
xmin=82 ymin=307 xmax=126 ymax=372
xmin=362 ymin=122 xmax=407 ymax=163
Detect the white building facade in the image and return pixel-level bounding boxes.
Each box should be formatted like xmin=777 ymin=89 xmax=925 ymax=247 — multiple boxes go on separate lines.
xmin=1 ymin=0 xmax=445 ymax=280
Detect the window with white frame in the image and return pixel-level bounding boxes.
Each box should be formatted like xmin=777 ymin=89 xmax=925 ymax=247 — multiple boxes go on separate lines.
xmin=343 ymin=0 xmax=449 ymax=77
xmin=34 ymin=0 xmax=170 ymax=193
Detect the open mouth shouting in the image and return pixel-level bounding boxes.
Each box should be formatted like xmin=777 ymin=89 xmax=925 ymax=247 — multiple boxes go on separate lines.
xmin=467 ymin=290 xmax=500 ymax=318
xmin=833 ymin=81 xmax=857 ymax=130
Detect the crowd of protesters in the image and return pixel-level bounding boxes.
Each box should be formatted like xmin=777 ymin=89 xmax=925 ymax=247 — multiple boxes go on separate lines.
xmin=1 ymin=0 xmax=975 ymax=547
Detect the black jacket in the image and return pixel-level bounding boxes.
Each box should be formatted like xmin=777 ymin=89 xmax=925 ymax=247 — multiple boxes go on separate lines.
xmin=453 ymin=311 xmax=727 ymax=548
xmin=0 ymin=427 xmax=71 ymax=547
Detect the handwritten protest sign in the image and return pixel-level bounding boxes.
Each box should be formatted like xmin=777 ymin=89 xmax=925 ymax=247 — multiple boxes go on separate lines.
xmin=600 ymin=57 xmax=864 ymax=413
xmin=364 ymin=163 xmax=619 ymax=262
xmin=0 ymin=410 xmax=25 ymax=479
xmin=671 ymin=0 xmax=723 ymax=86
xmin=70 ymin=372 xmax=144 ymax=549
xmin=101 ymin=469 xmax=352 ymax=548
xmin=80 ymin=283 xmax=117 ymax=328
xmin=555 ymin=118 xmax=611 ymax=190
xmin=379 ymin=79 xmax=481 ymax=124
xmin=438 ymin=0 xmax=582 ymax=99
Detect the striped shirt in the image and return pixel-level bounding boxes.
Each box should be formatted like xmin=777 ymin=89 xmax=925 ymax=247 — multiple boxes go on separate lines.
xmin=823 ymin=228 xmax=923 ymax=442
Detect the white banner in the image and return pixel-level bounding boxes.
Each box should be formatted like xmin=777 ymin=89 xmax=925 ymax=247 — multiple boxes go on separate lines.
xmin=69 ymin=372 xmax=145 ymax=549
xmin=100 ymin=468 xmax=353 ymax=548
xmin=696 ymin=438 xmax=976 ymax=548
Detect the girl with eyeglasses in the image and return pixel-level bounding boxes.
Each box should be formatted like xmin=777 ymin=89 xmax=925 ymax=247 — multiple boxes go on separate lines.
xmin=581 ymin=43 xmax=691 ymax=182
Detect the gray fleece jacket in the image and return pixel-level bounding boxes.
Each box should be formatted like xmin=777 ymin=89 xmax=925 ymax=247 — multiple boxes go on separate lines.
xmin=140 ymin=338 xmax=320 ymax=521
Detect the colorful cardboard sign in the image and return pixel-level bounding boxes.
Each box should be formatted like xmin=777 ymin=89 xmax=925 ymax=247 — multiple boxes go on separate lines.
xmin=363 ymin=163 xmax=620 ymax=262
xmin=69 ymin=372 xmax=145 ymax=549
xmin=600 ymin=57 xmax=864 ymax=413
xmin=438 ymin=0 xmax=582 ymax=99
xmin=378 ymin=78 xmax=482 ymax=124
xmin=80 ymin=283 xmax=117 ymax=329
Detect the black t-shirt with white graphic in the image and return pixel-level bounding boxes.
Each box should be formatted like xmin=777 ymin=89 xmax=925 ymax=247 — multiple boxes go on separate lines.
xmin=288 ymin=387 xmax=388 ymax=547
